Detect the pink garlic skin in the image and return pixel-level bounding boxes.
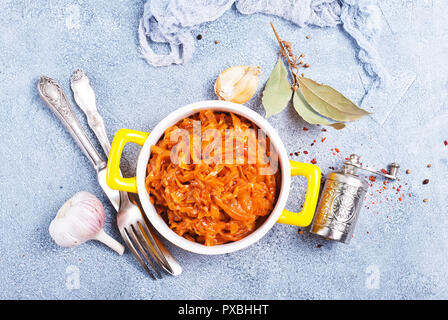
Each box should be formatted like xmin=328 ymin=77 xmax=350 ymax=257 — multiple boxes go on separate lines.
xmin=49 ymin=192 xmax=105 ymax=248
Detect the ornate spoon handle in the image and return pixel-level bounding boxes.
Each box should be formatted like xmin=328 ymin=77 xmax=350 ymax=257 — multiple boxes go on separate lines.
xmin=70 ymin=70 xmax=112 ymax=154
xmin=37 ymin=76 xmax=106 ymax=171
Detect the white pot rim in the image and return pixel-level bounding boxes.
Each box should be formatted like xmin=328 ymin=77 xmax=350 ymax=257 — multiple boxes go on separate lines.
xmin=135 ymin=100 xmax=291 ymax=255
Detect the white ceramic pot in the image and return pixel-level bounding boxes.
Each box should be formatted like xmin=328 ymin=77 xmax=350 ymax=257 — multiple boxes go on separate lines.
xmin=106 ymin=100 xmax=321 ymax=255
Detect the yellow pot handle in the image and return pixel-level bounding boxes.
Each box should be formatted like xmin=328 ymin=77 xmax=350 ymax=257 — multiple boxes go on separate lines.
xmin=277 ymin=161 xmax=321 ymax=227
xmin=106 ymin=129 xmax=149 ymax=193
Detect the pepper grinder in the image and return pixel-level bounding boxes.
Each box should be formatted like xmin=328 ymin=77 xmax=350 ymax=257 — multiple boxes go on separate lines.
xmin=310 ymin=154 xmax=399 ymax=243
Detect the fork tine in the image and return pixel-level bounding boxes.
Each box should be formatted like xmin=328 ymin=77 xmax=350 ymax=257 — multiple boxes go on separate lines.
xmin=128 ymin=195 xmax=173 ymax=275
xmin=134 ymin=223 xmax=170 ymax=275
xmin=129 ymin=225 xmax=162 ymax=279
xmin=137 ymin=221 xmax=173 ymax=274
xmin=120 ymin=227 xmax=156 ymax=279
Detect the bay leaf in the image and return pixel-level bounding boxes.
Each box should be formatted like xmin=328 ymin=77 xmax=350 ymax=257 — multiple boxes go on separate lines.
xmin=293 ymin=90 xmax=345 ymax=130
xmin=297 ymin=77 xmax=369 ymax=121
xmin=262 ymin=57 xmax=292 ymax=118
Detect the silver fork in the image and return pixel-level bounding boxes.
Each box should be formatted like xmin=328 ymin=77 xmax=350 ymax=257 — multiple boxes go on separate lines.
xmin=69 ymin=70 xmax=182 ymax=278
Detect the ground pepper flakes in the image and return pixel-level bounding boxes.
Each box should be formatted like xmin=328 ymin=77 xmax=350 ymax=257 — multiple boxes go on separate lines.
xmin=369 ymin=176 xmax=376 ymax=182
xmin=444 ymin=140 xmax=447 ymax=146
xmin=311 ymin=158 xmax=317 ymax=164
xmin=321 ymin=137 xmax=326 ymax=142
xmin=334 ymin=148 xmax=340 ymax=153
xmin=303 ymin=127 xmax=309 ymax=131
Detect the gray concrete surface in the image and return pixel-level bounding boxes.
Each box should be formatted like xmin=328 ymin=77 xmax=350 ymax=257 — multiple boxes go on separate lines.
xmin=0 ymin=0 xmax=447 ymax=299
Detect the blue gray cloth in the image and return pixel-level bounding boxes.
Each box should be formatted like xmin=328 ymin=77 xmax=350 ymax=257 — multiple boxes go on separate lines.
xmin=138 ymin=0 xmax=388 ymax=94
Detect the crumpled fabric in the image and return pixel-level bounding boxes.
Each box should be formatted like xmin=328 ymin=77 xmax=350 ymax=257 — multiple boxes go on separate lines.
xmin=138 ymin=0 xmax=388 ymax=89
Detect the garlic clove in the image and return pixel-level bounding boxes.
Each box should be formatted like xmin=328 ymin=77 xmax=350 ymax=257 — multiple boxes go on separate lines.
xmin=49 ymin=191 xmax=125 ymax=255
xmin=214 ymin=66 xmax=261 ymax=104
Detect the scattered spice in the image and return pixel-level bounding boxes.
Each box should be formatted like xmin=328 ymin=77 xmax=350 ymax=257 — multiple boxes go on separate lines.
xmin=215 ymin=40 xmax=219 ymax=44
xmin=423 ymin=198 xmax=429 ymax=203
xmin=406 ymin=169 xmax=411 ymax=174
xmin=316 ymin=244 xmax=322 ymax=248
xmin=304 ymin=63 xmax=310 ymax=68
xmin=306 ymin=35 xmax=310 ymax=39
xmin=289 ymin=152 xmax=293 ymax=156
xmin=196 ymin=34 xmax=203 ymax=40
xmin=444 ymin=140 xmax=447 ymax=146
xmin=321 ymin=137 xmax=326 ymax=142
xmin=303 ymin=150 xmax=308 ymax=154
xmin=334 ymin=148 xmax=340 ymax=153
xmin=311 ymin=158 xmax=317 ymax=164
xmin=321 ymin=128 xmax=327 ymax=132
xmin=381 ymin=168 xmax=388 ymax=174
xmin=369 ymin=176 xmax=376 ymax=182
xmin=298 ymin=229 xmax=303 ymax=235
xmin=422 ymin=179 xmax=429 ymax=185
xmin=294 ymin=152 xmax=300 ymax=156
xmin=427 ymin=164 xmax=432 ymax=168
xmin=303 ymin=127 xmax=309 ymax=131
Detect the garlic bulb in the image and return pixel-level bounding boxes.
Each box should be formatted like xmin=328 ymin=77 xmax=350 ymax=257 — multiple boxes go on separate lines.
xmin=49 ymin=192 xmax=125 ymax=255
xmin=214 ymin=65 xmax=261 ymax=104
